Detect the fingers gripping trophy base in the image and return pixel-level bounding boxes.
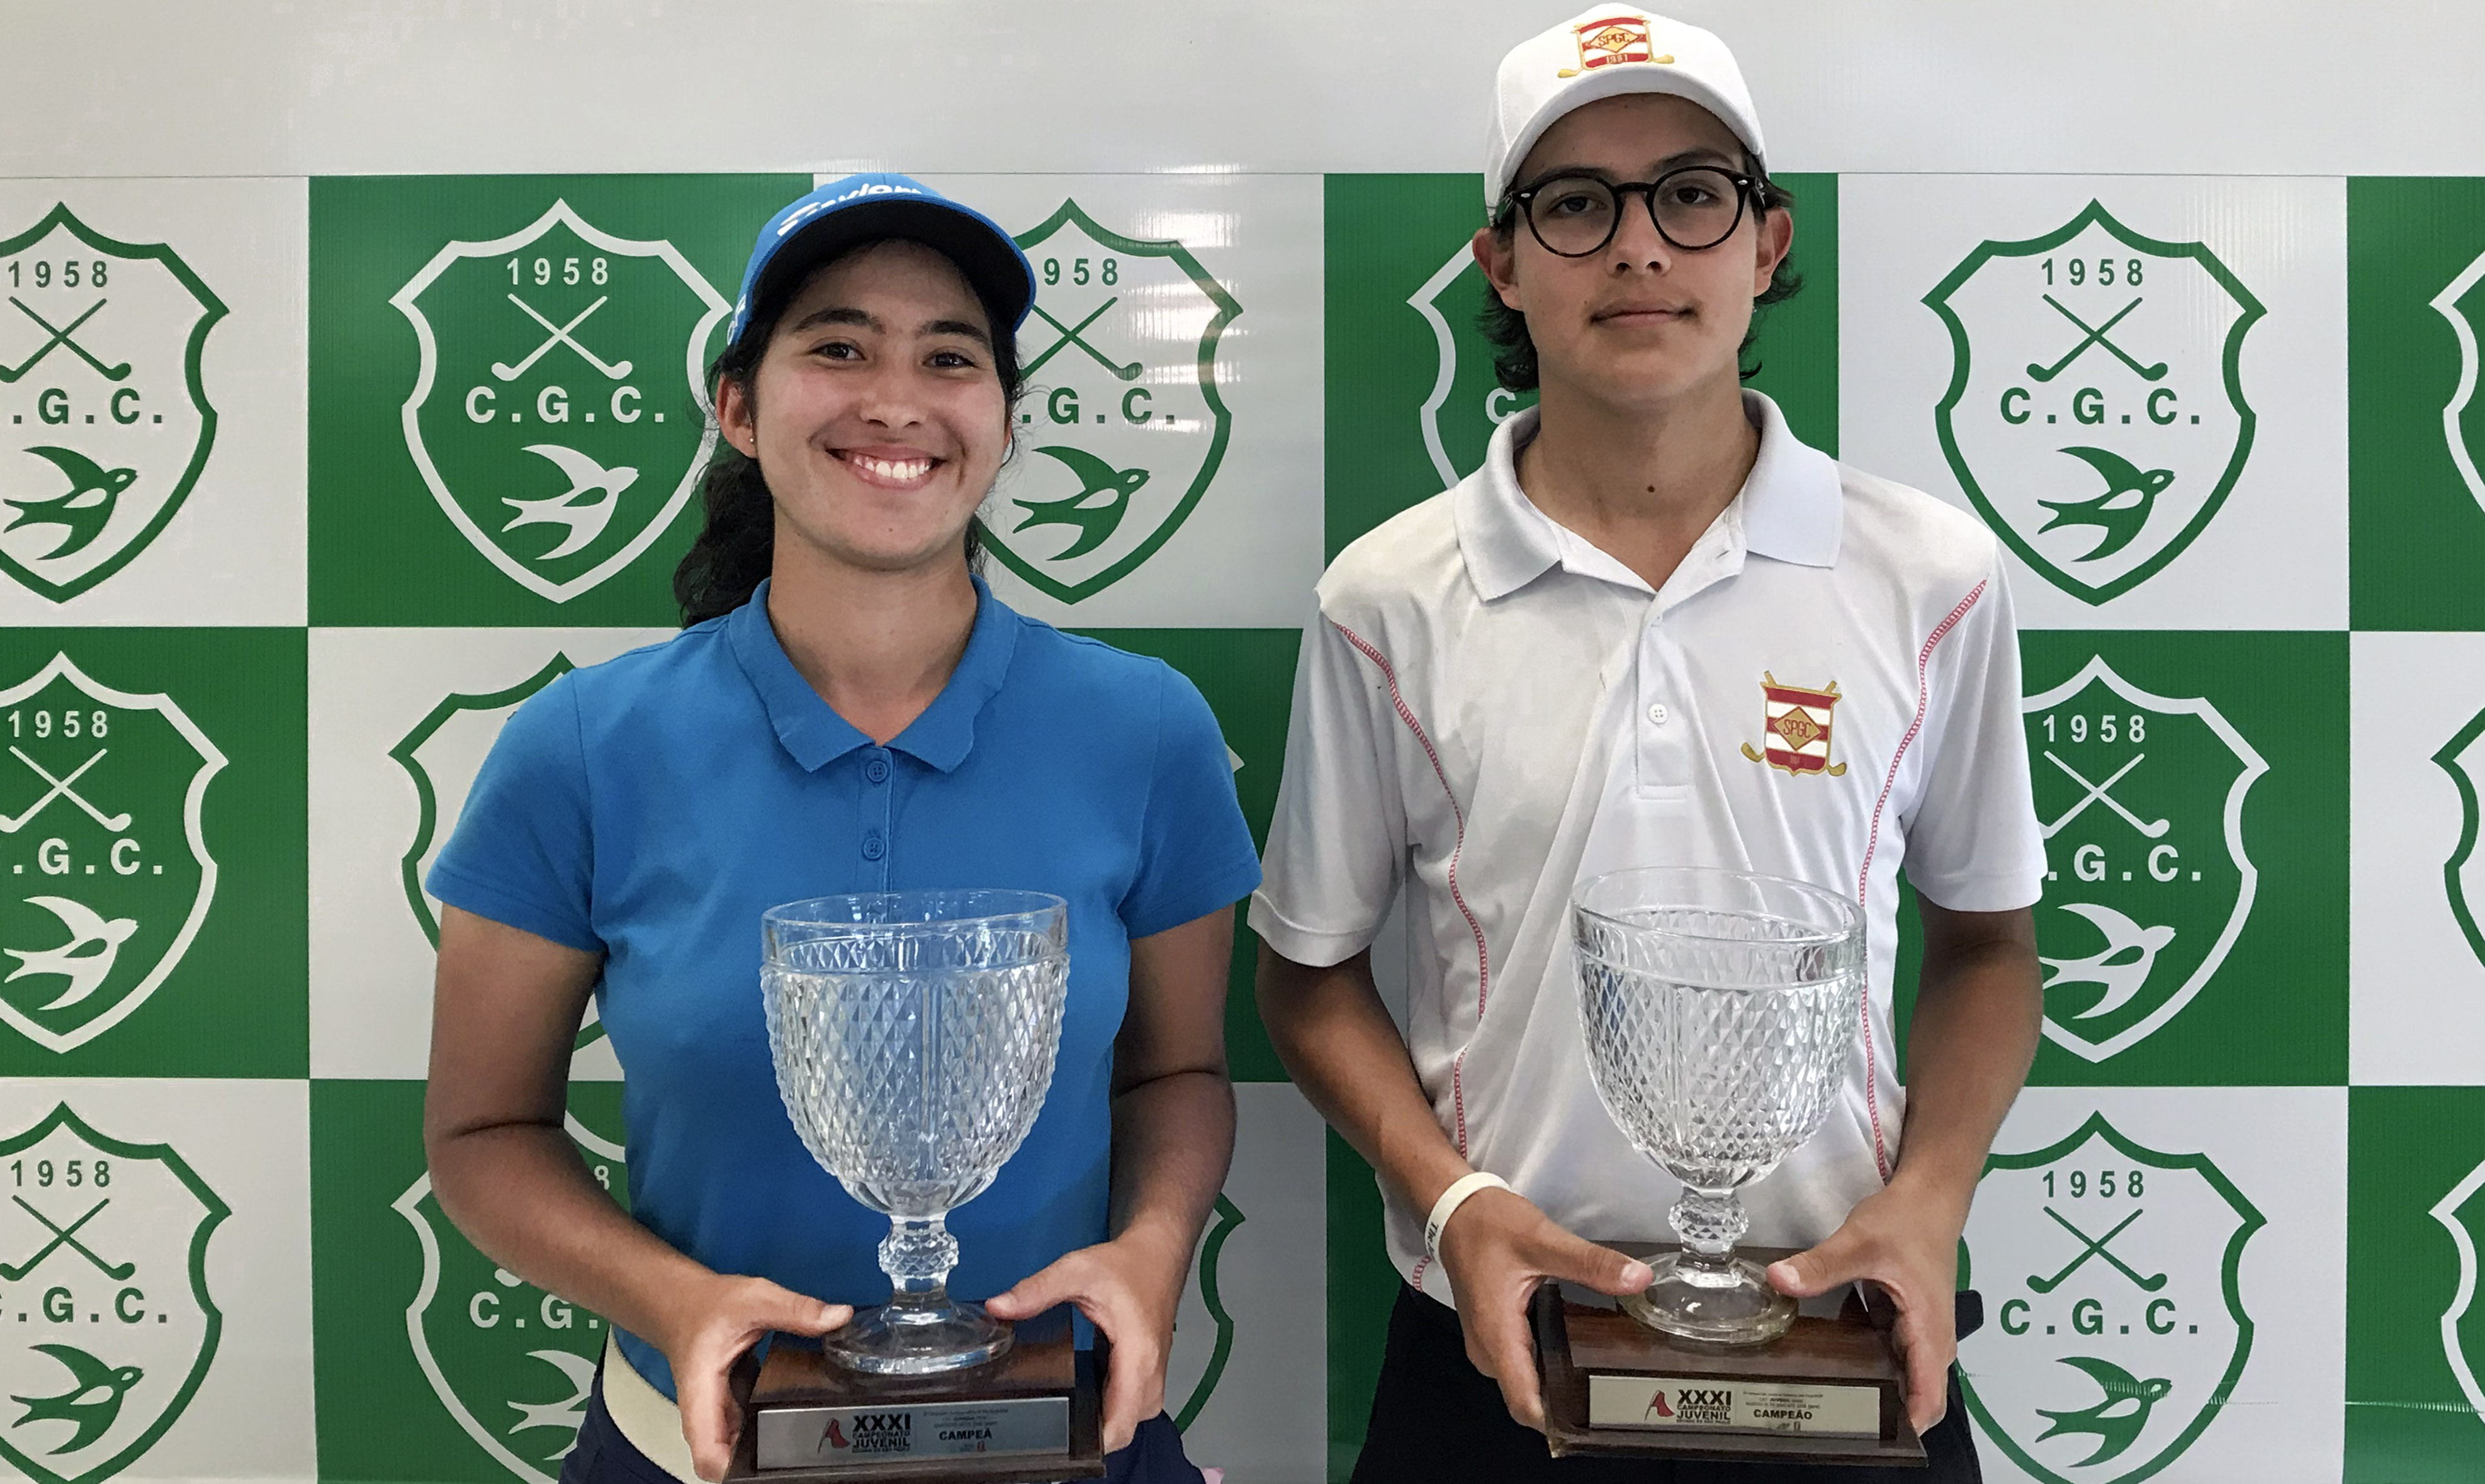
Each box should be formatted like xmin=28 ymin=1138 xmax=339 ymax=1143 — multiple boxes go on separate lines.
xmin=1619 ymin=1249 xmax=1796 ymax=1346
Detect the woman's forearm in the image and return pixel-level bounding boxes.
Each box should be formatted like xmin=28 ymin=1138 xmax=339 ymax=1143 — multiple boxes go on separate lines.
xmin=428 ymin=1118 xmax=716 ymax=1346
xmin=1106 ymin=1067 xmax=1236 ymax=1262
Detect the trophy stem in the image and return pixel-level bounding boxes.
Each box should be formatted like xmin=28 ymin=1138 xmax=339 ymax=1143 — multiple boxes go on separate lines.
xmin=1671 ymin=1187 xmax=1749 ymax=1267
xmin=823 ymin=1214 xmax=1015 ymax=1376
xmin=882 ymin=1214 xmax=962 ymax=1299
xmin=1617 ymin=1183 xmax=1796 ymax=1346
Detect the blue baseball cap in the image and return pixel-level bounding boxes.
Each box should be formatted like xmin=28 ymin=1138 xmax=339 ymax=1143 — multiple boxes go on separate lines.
xmin=725 ymin=173 xmax=1037 ymax=352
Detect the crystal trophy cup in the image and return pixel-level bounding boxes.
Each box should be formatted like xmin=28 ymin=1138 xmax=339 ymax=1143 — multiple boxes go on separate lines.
xmin=728 ymin=890 xmax=1104 ymax=1481
xmin=1530 ymin=867 xmax=1924 ymax=1463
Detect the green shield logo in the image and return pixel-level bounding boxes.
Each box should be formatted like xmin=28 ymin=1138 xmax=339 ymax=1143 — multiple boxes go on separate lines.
xmin=2024 ymin=658 xmax=2265 ymax=1062
xmin=1168 ymin=1194 xmax=1243 ymax=1431
xmin=1960 ymin=1113 xmax=2263 ymax=1484
xmin=0 ymin=1103 xmax=227 ymax=1484
xmin=985 ymin=201 xmax=1239 ymax=604
xmin=390 ymin=201 xmax=728 ymax=603
xmin=2428 ymin=1154 xmax=2485 ymax=1429
xmin=2432 ymin=702 xmax=2485 ymax=970
xmin=1408 ymin=243 xmax=1536 ymax=492
xmin=1927 ymin=201 xmax=2264 ymax=605
xmin=388 ymin=655 xmax=575 ymax=950
xmin=0 ymin=205 xmax=226 ymax=603
xmin=394 ymin=1111 xmax=628 ymax=1480
xmin=0 ymin=653 xmax=225 ymax=1054
xmin=387 ymin=653 xmax=609 ymax=1059
xmin=2433 ymin=245 xmax=2485 ymax=520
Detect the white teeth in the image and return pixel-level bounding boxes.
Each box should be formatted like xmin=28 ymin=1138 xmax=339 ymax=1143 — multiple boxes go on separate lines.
xmin=847 ymin=454 xmax=933 ymax=482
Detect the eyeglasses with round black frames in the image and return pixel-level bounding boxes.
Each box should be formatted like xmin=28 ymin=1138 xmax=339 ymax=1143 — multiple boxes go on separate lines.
xmin=1507 ymin=166 xmax=1769 ymax=258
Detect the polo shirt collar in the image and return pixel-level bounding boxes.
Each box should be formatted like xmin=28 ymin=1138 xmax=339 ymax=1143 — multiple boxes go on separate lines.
xmin=1453 ymin=389 xmax=1843 ymax=602
xmin=727 ymin=574 xmax=1020 ymax=774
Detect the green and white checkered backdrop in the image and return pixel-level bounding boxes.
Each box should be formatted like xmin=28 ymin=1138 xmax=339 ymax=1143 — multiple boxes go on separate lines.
xmin=3 ymin=3 xmax=2482 ymax=1480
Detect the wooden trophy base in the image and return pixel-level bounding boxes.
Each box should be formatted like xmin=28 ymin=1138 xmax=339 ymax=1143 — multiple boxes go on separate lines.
xmin=1531 ymin=1244 xmax=1926 ymax=1467
xmin=724 ymin=1307 xmax=1105 ymax=1482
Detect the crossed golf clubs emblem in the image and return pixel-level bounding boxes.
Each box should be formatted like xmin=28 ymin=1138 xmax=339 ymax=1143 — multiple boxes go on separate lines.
xmin=2040 ymin=750 xmax=2169 ymax=841
xmin=1 ymin=746 xmax=131 ymax=835
xmin=1022 ymin=298 xmax=1140 ymax=381
xmin=1 ymin=1195 xmax=133 ymax=1282
xmin=492 ymin=294 xmax=633 ymax=383
xmin=2026 ymin=1205 xmax=2167 ymax=1295
xmin=2025 ymin=295 xmax=2168 ymax=385
xmin=0 ymin=298 xmax=131 ymax=385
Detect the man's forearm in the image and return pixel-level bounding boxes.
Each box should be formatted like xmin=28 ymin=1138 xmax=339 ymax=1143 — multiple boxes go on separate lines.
xmin=1254 ymin=943 xmax=1472 ymax=1215
xmin=1890 ymin=905 xmax=2044 ymax=1217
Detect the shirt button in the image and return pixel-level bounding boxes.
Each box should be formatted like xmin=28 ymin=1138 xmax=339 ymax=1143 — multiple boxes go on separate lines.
xmin=864 ymin=756 xmax=891 ymax=784
xmin=861 ymin=831 xmax=886 ymax=861
xmin=1647 ymin=703 xmax=1670 ymax=726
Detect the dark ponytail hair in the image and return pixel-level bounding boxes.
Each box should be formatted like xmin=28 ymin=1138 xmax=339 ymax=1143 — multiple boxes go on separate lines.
xmin=672 ymin=243 xmax=1026 ymax=627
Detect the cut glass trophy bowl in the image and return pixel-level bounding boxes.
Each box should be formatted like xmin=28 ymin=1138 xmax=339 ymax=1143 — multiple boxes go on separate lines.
xmin=1572 ymin=867 xmax=1866 ymax=1346
xmin=762 ymin=889 xmax=1069 ymax=1376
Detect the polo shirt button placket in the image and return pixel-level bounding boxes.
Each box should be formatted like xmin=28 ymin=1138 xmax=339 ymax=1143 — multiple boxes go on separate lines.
xmin=861 ymin=747 xmax=894 ymax=884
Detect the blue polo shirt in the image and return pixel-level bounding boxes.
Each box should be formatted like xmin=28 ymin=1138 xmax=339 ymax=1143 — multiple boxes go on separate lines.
xmin=427 ymin=576 xmax=1261 ymax=1400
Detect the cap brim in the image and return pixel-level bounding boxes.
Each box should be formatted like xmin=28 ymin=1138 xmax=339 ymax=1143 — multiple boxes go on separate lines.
xmin=748 ymin=198 xmax=1034 ymax=344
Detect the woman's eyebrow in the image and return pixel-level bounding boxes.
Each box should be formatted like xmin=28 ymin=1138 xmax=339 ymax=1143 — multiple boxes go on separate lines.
xmin=786 ymin=305 xmax=877 ymax=335
xmin=921 ymin=317 xmax=992 ymax=348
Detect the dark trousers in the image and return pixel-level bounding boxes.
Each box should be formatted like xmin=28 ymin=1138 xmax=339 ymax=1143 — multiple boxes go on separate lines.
xmin=556 ymin=1366 xmax=1207 ymax=1484
xmin=1350 ymin=1284 xmax=1983 ymax=1484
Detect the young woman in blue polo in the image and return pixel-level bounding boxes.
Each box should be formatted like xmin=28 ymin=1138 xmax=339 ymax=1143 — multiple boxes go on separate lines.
xmin=421 ymin=175 xmax=1261 ymax=1484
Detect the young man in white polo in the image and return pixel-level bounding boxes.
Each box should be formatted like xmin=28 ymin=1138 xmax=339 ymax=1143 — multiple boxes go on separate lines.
xmin=1253 ymin=9 xmax=2044 ymax=1479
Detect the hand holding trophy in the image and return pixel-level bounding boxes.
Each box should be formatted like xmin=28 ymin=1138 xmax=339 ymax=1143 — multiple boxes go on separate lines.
xmin=733 ymin=890 xmax=1105 ymax=1480
xmin=1535 ymin=867 xmax=1924 ymax=1463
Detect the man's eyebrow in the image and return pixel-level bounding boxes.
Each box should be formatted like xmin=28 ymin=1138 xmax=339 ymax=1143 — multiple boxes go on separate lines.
xmin=1530 ymin=147 xmax=1742 ymax=184
xmin=923 ymin=317 xmax=992 ymax=348
xmin=786 ymin=305 xmax=877 ymax=335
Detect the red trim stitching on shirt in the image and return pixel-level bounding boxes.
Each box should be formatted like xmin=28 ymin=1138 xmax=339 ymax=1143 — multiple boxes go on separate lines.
xmin=1331 ymin=621 xmax=1490 ymax=1168
xmin=1855 ymin=580 xmax=1986 ymax=1184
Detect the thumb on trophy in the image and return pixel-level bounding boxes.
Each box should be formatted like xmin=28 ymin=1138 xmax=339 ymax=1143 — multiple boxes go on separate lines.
xmin=1532 ymin=1227 xmax=1656 ymax=1298
xmin=984 ymin=1257 xmax=1081 ymax=1321
xmin=1762 ymin=1242 xmax=1855 ymax=1299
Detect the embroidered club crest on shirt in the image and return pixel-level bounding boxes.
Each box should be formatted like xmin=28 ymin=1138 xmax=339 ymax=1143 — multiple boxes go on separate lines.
xmin=1558 ymin=16 xmax=1670 ymax=76
xmin=1740 ymin=672 xmax=1847 ymax=777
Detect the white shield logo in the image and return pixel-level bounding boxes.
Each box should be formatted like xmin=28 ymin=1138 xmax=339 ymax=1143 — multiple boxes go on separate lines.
xmin=2024 ymin=658 xmax=2266 ymax=1062
xmin=0 ymin=655 xmax=225 ymax=1054
xmin=390 ymin=201 xmax=728 ymax=603
xmin=394 ymin=1113 xmax=625 ymax=1480
xmin=1409 ymin=244 xmax=1535 ymax=492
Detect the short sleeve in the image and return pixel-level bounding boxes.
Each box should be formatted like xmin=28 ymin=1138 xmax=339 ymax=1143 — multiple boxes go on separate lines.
xmin=425 ymin=675 xmax=603 ymax=952
xmin=1247 ymin=609 xmax=1409 ymax=967
xmin=1119 ymin=665 xmax=1263 ymax=941
xmin=1900 ymin=562 xmax=2047 ymax=913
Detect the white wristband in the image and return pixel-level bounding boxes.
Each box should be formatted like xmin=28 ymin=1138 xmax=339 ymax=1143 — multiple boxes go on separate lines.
xmin=1424 ymin=1171 xmax=1513 ymax=1260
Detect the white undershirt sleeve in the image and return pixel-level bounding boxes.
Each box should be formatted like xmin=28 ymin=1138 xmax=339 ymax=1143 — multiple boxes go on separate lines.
xmin=1248 ymin=604 xmax=1409 ymax=968
xmin=1896 ymin=558 xmax=2048 ymax=914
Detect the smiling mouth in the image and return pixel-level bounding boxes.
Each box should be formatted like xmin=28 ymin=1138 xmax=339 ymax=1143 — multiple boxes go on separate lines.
xmin=833 ymin=449 xmax=942 ymax=488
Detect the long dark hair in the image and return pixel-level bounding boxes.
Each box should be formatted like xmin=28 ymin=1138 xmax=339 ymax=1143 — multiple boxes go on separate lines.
xmin=1479 ymin=171 xmax=1801 ymax=392
xmin=672 ymin=243 xmax=1027 ymax=627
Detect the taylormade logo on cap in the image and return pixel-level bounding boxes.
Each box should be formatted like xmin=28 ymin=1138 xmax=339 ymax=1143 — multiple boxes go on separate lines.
xmin=1485 ymin=8 xmax=1767 ymax=208
xmin=773 ymin=180 xmax=927 ymax=240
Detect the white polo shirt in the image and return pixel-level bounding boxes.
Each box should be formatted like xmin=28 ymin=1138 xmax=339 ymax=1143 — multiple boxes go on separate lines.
xmin=1251 ymin=391 xmax=2044 ymax=1307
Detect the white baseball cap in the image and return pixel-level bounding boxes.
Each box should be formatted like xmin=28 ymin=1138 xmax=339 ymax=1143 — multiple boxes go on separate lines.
xmin=1485 ymin=8 xmax=1767 ymax=209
